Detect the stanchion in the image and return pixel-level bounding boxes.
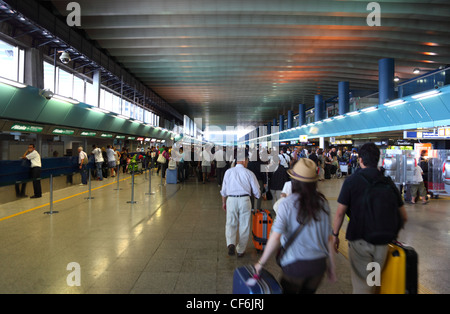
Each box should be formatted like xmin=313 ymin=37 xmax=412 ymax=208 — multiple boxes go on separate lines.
xmin=127 ymin=169 xmax=137 ymax=204
xmin=114 ymin=167 xmax=122 ymax=191
xmin=145 ymin=161 xmax=155 ymax=195
xmin=44 ymin=174 xmax=59 ymax=215
xmin=85 ymin=170 xmax=94 ymax=200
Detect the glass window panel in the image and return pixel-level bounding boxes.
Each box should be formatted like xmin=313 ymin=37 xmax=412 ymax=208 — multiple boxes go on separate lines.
xmin=112 ymin=94 xmax=121 ymax=114
xmin=58 ymin=68 xmax=73 ymax=98
xmin=0 ymin=40 xmax=17 ymax=81
xmin=85 ymin=81 xmax=95 ymax=106
xmin=103 ymin=90 xmax=113 ymax=111
xmin=99 ymin=89 xmax=106 ymax=109
xmin=73 ymin=76 xmax=85 ymax=102
xmin=43 ymin=61 xmax=55 ymax=92
xmin=122 ymin=100 xmax=130 ymax=117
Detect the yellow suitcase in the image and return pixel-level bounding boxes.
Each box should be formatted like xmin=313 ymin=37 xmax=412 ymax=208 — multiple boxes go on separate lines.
xmin=380 ymin=242 xmax=418 ymax=294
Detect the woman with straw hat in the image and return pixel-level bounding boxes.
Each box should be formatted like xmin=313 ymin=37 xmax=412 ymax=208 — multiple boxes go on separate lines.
xmin=254 ymin=158 xmax=337 ymax=294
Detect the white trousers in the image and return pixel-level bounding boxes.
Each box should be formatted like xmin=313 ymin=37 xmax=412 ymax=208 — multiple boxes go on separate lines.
xmin=226 ymin=196 xmax=252 ymax=254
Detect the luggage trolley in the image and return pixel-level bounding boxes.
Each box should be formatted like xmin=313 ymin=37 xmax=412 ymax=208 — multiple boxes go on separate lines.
xmin=425 ymin=150 xmax=450 ymax=198
xmin=338 ymin=162 xmax=348 ymax=177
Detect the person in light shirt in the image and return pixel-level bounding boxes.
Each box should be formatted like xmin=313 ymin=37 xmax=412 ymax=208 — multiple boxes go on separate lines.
xmin=220 ymin=150 xmax=261 ymax=257
xmin=22 ymin=144 xmax=42 ymax=199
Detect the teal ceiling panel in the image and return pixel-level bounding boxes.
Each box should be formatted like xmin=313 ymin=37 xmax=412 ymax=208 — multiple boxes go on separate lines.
xmin=80 ymin=110 xmax=103 ymax=130
xmin=405 ymin=101 xmax=433 ymax=124
xmin=1 ymin=86 xmax=47 ymax=122
xmin=416 ymin=97 xmax=450 ymax=122
xmin=96 ymin=113 xmax=117 ymax=132
xmin=62 ymin=106 xmax=90 ymax=126
xmin=0 ymin=84 xmax=19 ymax=116
xmin=36 ymin=98 xmax=73 ymax=125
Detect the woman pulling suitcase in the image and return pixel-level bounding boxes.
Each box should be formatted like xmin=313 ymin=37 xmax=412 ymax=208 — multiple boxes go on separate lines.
xmin=254 ymin=158 xmax=337 ymax=294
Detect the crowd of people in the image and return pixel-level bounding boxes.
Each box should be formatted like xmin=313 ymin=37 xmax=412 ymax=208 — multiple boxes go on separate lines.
xmin=20 ymin=141 xmax=426 ymax=294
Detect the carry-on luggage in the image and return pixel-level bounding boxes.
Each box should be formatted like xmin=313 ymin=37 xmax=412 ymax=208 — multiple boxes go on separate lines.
xmin=252 ymin=209 xmax=273 ymax=252
xmin=379 ymin=241 xmax=418 ymax=294
xmin=166 ymin=169 xmax=178 ymax=184
xmin=233 ymin=265 xmax=282 ymax=294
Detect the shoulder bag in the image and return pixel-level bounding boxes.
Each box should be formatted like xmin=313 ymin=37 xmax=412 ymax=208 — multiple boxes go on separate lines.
xmin=276 ymin=217 xmax=310 ymax=267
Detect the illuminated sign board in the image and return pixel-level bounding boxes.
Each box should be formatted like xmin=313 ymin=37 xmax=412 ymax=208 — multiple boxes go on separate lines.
xmin=81 ymin=132 xmax=97 ymax=137
xmin=52 ymin=128 xmax=75 ymax=135
xmin=11 ymin=124 xmax=43 ymax=133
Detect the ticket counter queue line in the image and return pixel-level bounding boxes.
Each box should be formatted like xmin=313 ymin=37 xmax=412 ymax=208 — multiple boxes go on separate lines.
xmin=0 ymin=173 xmax=135 ymax=223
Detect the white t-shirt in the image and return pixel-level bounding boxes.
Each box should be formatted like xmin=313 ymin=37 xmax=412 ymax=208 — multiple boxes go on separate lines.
xmin=413 ymin=165 xmax=424 ymax=183
xmin=272 ymin=193 xmax=331 ymax=266
xmin=201 ymin=150 xmax=212 ymax=166
xmin=92 ymin=148 xmax=104 ymax=163
xmin=79 ymin=151 xmax=88 ymax=164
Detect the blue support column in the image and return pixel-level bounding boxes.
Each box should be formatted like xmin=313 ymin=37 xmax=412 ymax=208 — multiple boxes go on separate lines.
xmin=314 ymin=94 xmax=324 ymax=122
xmin=279 ymin=115 xmax=284 ymax=131
xmin=287 ymin=110 xmax=293 ymax=129
xmin=273 ymin=118 xmax=278 ymax=129
xmin=338 ymin=81 xmax=349 ymax=115
xmin=267 ymin=122 xmax=272 ymax=134
xmin=379 ymin=58 xmax=395 ymax=105
xmin=298 ymin=104 xmax=306 ymax=126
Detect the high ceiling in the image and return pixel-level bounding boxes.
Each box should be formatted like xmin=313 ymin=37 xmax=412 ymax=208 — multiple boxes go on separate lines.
xmin=48 ymin=0 xmax=450 ymax=128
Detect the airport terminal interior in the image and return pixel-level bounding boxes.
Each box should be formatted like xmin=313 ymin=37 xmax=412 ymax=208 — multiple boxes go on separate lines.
xmin=0 ymin=0 xmax=449 ymax=295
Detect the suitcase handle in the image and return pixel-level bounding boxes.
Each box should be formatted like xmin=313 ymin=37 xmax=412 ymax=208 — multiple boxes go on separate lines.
xmin=252 ymin=232 xmax=268 ymax=244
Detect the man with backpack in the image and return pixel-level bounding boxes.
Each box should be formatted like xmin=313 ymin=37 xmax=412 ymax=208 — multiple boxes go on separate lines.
xmin=332 ymin=142 xmax=408 ymax=293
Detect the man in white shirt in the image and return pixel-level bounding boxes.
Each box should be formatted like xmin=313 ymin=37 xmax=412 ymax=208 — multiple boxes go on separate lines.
xmin=279 ymin=148 xmax=291 ymax=169
xmin=92 ymin=144 xmax=104 ymax=181
xmin=106 ymin=145 xmax=116 ymax=177
xmin=78 ymin=147 xmax=88 ymax=185
xmin=199 ymin=145 xmax=212 ymax=184
xmin=22 ymin=144 xmax=42 ymax=198
xmin=220 ymin=152 xmax=261 ymax=257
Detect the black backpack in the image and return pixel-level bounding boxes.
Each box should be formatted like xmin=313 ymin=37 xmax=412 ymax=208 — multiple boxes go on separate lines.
xmin=359 ymin=172 xmax=403 ymax=245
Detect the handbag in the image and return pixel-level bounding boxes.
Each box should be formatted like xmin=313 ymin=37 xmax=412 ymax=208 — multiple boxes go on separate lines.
xmin=168 ymin=159 xmax=177 ymax=170
xmin=157 ymin=153 xmax=166 ymax=164
xmin=276 ymin=217 xmax=310 ymax=267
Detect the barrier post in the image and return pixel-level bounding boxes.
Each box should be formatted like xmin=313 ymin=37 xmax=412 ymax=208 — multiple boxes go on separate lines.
xmin=146 ymin=165 xmax=155 ymax=195
xmin=44 ymin=174 xmax=59 ymax=215
xmin=114 ymin=167 xmax=122 ymax=191
xmin=85 ymin=170 xmax=94 ymax=200
xmin=127 ymin=169 xmax=137 ymax=204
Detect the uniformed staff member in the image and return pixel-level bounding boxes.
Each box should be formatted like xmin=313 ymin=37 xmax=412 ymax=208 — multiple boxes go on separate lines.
xmin=22 ymin=144 xmax=42 ymax=199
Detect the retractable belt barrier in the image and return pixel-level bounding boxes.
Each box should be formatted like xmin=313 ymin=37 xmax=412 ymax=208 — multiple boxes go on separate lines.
xmin=0 ymin=156 xmax=89 ymax=187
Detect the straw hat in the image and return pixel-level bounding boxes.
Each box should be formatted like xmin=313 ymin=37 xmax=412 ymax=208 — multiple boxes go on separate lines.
xmin=287 ymin=158 xmax=319 ymax=182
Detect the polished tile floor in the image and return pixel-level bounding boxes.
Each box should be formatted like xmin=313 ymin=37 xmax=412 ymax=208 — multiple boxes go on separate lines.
xmin=0 ymin=170 xmax=447 ymax=294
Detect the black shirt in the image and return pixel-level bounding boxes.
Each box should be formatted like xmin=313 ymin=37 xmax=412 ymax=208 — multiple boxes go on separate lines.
xmin=337 ymin=167 xmax=404 ymax=241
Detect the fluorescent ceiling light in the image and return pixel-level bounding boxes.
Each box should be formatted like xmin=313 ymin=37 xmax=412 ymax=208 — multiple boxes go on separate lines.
xmin=384 ymin=99 xmax=406 ymax=107
xmin=361 ymin=106 xmax=378 ymax=112
xmin=115 ymin=114 xmax=130 ymax=120
xmin=323 ymin=118 xmax=332 ymax=122
xmin=411 ymin=90 xmax=441 ymax=100
xmin=347 ymin=111 xmax=361 ymax=116
xmin=53 ymin=94 xmax=79 ymax=104
xmin=89 ymin=107 xmax=110 ymax=114
xmin=335 ymin=115 xmax=345 ymax=120
xmin=0 ymin=76 xmax=26 ymax=88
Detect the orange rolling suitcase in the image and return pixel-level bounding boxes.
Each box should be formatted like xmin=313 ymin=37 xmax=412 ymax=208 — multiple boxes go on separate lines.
xmin=252 ymin=209 xmax=273 ymax=252
xmin=380 ymin=241 xmax=418 ymax=294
